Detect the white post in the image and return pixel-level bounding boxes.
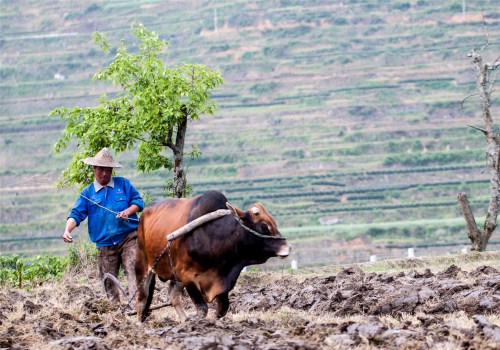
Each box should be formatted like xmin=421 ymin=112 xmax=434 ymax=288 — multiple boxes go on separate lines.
xmin=291 ymin=259 xmax=298 ymax=270
xmin=369 ymin=255 xmax=377 ymax=263
xmin=408 ymin=248 xmax=415 ymax=258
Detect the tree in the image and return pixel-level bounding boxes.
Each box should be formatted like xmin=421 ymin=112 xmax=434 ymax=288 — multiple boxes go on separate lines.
xmin=51 ymin=23 xmax=224 ymax=197
xmin=458 ymin=32 xmax=500 ymax=251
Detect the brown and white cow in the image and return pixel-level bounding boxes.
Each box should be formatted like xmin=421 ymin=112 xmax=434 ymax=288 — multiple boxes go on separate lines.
xmin=135 ymin=190 xmax=290 ymax=322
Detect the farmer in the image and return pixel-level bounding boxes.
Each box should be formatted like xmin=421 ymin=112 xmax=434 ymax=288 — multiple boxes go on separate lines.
xmin=62 ymin=147 xmax=144 ymax=304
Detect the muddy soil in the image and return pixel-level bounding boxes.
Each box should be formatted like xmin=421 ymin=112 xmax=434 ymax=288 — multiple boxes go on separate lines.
xmin=0 ymin=264 xmax=499 ymax=349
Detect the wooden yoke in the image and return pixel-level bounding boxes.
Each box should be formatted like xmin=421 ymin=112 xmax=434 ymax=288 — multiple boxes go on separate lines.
xmin=167 ymin=209 xmax=231 ymax=241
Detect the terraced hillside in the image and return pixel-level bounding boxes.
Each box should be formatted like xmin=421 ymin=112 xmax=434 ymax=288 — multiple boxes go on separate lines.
xmin=1 ymin=0 xmax=500 ymax=264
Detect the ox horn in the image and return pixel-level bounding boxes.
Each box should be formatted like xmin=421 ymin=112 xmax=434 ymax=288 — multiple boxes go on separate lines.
xmin=251 ymin=207 xmax=260 ymax=215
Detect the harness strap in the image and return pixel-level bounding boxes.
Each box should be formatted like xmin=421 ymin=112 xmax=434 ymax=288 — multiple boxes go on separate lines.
xmin=233 ymin=216 xmax=287 ymax=240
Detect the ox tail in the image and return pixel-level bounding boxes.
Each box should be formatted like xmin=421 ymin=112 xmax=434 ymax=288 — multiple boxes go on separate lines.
xmin=138 ymin=271 xmax=156 ymax=322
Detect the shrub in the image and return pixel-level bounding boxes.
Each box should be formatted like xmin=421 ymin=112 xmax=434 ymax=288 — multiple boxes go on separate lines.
xmin=250 ymin=82 xmax=278 ymax=95
xmin=0 ymin=254 xmax=69 ymax=288
xmin=228 ymin=13 xmax=256 ymax=27
xmin=332 ymin=17 xmax=348 ymax=25
xmin=274 ymin=25 xmax=312 ymax=39
xmin=392 ymin=2 xmax=411 ymax=11
xmin=348 ymin=106 xmax=375 ymax=118
xmin=383 ymin=150 xmax=482 ymax=167
xmin=208 ymin=44 xmax=230 ymax=53
xmin=0 ymin=66 xmax=16 ymax=80
xmin=68 ymin=240 xmax=98 ymax=271
xmin=85 ymin=3 xmax=102 ymax=14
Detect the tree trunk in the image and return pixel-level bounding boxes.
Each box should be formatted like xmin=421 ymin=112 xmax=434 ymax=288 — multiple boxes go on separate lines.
xmin=457 ymin=192 xmax=487 ymax=251
xmin=172 ymin=113 xmax=188 ymax=198
xmin=458 ymin=47 xmax=500 ymax=251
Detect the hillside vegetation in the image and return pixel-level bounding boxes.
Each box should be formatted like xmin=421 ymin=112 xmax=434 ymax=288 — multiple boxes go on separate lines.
xmin=1 ymin=0 xmax=500 ymax=262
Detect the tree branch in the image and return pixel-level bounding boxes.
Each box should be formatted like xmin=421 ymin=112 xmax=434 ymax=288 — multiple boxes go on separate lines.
xmin=461 ymin=93 xmax=478 ymax=109
xmin=467 ymin=124 xmax=487 ymax=135
xmin=478 ymin=15 xmax=490 ymax=54
xmin=134 ymin=135 xmax=163 ymax=146
xmin=488 ymin=59 xmax=499 ymax=93
xmin=457 ymin=192 xmax=482 ymax=250
xmin=165 ymin=127 xmax=176 ymax=151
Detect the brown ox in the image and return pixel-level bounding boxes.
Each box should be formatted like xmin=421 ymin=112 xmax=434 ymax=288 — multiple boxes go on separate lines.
xmin=135 ymin=190 xmax=290 ymax=322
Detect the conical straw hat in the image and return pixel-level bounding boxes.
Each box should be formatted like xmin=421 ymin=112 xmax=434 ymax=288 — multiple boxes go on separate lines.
xmin=82 ymin=147 xmax=123 ymax=168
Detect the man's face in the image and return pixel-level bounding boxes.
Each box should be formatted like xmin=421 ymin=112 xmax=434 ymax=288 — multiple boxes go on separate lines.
xmin=94 ymin=166 xmax=113 ymax=186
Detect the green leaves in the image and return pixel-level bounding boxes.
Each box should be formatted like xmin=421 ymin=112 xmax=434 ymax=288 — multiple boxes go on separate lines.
xmin=0 ymin=254 xmax=69 ymax=288
xmin=51 ymin=22 xmax=224 ymax=189
xmin=137 ymin=142 xmax=171 ymax=172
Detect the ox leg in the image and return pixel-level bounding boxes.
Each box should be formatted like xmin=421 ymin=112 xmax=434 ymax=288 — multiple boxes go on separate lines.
xmin=215 ymin=292 xmax=230 ymax=318
xmin=136 ymin=271 xmax=156 ymax=322
xmin=185 ymin=283 xmax=208 ymax=319
xmin=168 ymin=281 xmax=187 ymax=323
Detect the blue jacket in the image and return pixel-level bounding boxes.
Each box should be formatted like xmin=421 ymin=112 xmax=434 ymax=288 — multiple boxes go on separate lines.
xmin=68 ymin=177 xmax=144 ymax=247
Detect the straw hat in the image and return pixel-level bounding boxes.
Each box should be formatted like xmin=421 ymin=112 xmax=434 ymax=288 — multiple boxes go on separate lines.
xmin=82 ymin=147 xmax=123 ymax=168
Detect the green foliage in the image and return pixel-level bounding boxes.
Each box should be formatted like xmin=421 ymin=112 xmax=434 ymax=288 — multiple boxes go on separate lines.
xmin=250 ymin=82 xmax=279 ymax=95
xmin=348 ymin=106 xmax=376 ymax=118
xmin=85 ymin=3 xmax=102 ymax=14
xmin=391 ymin=2 xmax=411 ymax=11
xmin=50 ymin=22 xmax=224 ymax=189
xmin=208 ymin=44 xmax=230 ymax=53
xmin=141 ymin=190 xmax=155 ymax=206
xmin=0 ymin=66 xmax=15 ymax=79
xmin=383 ymin=150 xmax=482 ymax=167
xmin=228 ymin=13 xmax=256 ymax=27
xmin=68 ymin=240 xmax=97 ymax=271
xmin=274 ymin=25 xmax=312 ymax=38
xmin=0 ymin=254 xmax=69 ymax=288
xmin=163 ymin=178 xmax=193 ymax=198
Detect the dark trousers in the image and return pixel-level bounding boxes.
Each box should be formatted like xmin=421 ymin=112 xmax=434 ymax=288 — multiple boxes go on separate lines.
xmin=98 ymin=230 xmax=138 ymax=303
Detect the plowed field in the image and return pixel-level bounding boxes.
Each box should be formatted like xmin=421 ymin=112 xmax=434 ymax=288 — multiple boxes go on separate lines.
xmin=1 ymin=258 xmax=499 ymax=349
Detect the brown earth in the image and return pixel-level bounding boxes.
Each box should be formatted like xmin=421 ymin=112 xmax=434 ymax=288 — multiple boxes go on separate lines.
xmin=0 ymin=263 xmax=499 ymax=349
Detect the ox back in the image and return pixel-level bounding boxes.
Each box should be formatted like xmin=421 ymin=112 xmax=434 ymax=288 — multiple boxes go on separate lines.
xmin=135 ymin=190 xmax=290 ymax=322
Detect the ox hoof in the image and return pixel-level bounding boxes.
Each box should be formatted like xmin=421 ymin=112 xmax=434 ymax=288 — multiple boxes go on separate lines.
xmin=176 ymin=314 xmax=187 ymax=323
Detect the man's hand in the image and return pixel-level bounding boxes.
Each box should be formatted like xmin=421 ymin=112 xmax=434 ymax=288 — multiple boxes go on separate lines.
xmin=116 ymin=210 xmax=129 ymax=221
xmin=63 ymin=230 xmax=73 ymax=243
xmin=63 ymin=218 xmax=77 ymax=243
xmin=116 ymin=204 xmax=140 ymax=221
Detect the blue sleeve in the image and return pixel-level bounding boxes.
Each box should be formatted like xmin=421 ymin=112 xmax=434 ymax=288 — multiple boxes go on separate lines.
xmin=127 ymin=180 xmax=144 ymax=211
xmin=68 ymin=190 xmax=89 ymax=226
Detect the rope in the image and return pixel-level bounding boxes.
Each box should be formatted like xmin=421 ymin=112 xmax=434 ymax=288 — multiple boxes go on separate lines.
xmin=166 ymin=240 xmax=180 ymax=284
xmin=79 ymin=193 xmax=139 ymax=222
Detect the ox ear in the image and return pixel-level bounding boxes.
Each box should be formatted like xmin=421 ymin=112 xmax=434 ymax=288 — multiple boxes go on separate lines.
xmin=226 ymin=202 xmax=245 ymax=218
